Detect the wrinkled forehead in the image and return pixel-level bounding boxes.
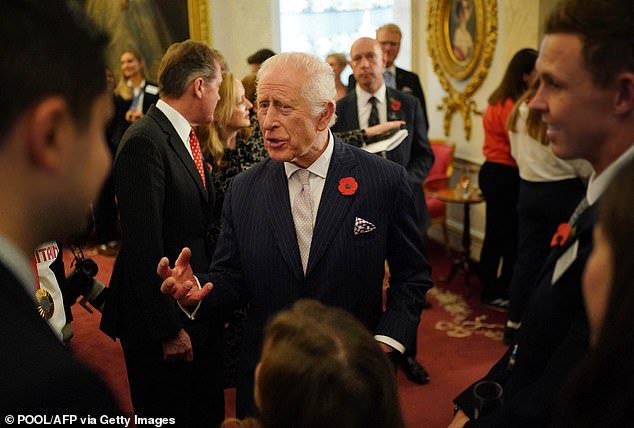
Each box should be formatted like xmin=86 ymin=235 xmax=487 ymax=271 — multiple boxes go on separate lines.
xmin=257 ymin=68 xmax=305 ymax=102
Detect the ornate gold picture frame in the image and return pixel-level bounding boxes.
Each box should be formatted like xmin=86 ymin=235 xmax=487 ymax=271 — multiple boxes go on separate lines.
xmin=428 ymin=0 xmax=497 ymax=139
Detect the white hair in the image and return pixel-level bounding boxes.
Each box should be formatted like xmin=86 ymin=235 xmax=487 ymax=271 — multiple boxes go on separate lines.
xmin=257 ymin=52 xmax=337 ymax=127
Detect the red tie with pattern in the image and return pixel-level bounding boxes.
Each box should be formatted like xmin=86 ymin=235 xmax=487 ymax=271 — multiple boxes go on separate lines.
xmin=189 ymin=129 xmax=206 ymax=189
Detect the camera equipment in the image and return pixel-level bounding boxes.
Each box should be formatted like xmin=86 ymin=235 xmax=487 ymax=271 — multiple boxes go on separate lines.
xmin=66 ymin=245 xmax=108 ymax=313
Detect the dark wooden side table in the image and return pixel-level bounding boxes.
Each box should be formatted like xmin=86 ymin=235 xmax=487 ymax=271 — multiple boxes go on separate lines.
xmin=426 ymin=184 xmax=484 ymax=294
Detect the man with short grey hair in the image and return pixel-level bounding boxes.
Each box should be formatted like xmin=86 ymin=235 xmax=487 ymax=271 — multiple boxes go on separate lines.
xmin=158 ymin=52 xmax=433 ymax=417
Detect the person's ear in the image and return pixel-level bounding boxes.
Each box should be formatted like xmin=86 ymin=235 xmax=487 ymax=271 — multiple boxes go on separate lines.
xmin=614 ymin=72 xmax=634 ymax=115
xmin=192 ymin=77 xmax=205 ymax=99
xmin=26 ymin=96 xmax=72 ymax=172
xmin=316 ymin=101 xmax=335 ymax=131
xmin=254 ymin=361 xmax=263 ymax=410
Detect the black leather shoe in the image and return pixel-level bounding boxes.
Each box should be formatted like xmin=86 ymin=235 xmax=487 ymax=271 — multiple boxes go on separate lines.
xmin=402 ymin=356 xmax=430 ymax=385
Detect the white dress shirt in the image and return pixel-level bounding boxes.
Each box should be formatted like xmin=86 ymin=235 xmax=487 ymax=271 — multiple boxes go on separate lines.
xmin=285 ymin=131 xmax=405 ymax=353
xmin=355 ymin=83 xmax=388 ymax=128
xmin=155 ymin=99 xmax=195 ymax=159
xmin=587 ymin=143 xmax=634 ymax=205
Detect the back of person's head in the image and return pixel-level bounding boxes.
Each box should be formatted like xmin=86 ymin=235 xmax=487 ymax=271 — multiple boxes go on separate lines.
xmin=488 ymin=48 xmax=538 ymax=105
xmin=247 ymin=49 xmax=276 ymax=66
xmin=255 ymin=299 xmax=404 ymax=428
xmin=158 ymin=40 xmax=224 ymax=99
xmin=0 ymin=0 xmax=108 ymax=140
xmin=257 ymin=52 xmax=337 ymax=127
xmin=242 ymin=73 xmax=258 ymax=105
xmin=507 ymin=79 xmax=547 ymax=144
xmin=545 ymin=0 xmax=634 ymax=88
xmin=555 ymin=159 xmax=634 ymax=428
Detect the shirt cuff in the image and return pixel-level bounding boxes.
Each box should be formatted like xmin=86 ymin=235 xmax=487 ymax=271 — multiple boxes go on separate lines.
xmin=176 ymin=276 xmax=202 ymax=320
xmin=374 ymin=335 xmax=405 ymax=353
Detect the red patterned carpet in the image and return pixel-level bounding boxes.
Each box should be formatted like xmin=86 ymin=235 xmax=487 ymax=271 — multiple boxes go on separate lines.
xmin=66 ymin=239 xmax=508 ymax=427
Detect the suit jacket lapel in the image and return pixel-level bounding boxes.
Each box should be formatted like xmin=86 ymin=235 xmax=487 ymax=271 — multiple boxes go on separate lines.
xmin=535 ymin=204 xmax=596 ymax=285
xmin=264 ymin=161 xmax=304 ymax=280
xmin=386 ymin=87 xmax=404 ymax=121
xmin=345 ymin=91 xmax=360 ymax=130
xmin=307 ymin=139 xmax=357 ymax=275
xmin=149 ymin=106 xmax=209 ymax=202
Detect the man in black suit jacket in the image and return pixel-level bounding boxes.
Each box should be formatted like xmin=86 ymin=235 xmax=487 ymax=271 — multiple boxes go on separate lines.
xmin=449 ymin=0 xmax=634 ymax=426
xmin=333 ymin=37 xmax=433 ymax=232
xmin=100 ymin=41 xmax=225 ymax=427
xmin=348 ymin=23 xmax=429 ymax=125
xmin=94 ymin=74 xmax=160 ymax=254
xmin=158 ymin=52 xmax=433 ymax=417
xmin=0 ymin=0 xmax=119 ymax=415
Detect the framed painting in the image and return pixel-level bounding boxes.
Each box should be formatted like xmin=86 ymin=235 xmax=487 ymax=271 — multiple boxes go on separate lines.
xmin=427 ymin=0 xmax=497 ymax=139
xmin=434 ymin=0 xmax=488 ymax=81
xmin=79 ymin=0 xmax=210 ymax=81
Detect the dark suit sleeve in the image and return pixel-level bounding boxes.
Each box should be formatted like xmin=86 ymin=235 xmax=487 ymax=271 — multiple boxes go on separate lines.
xmin=404 ymin=99 xmax=434 ymax=185
xmin=398 ymin=69 xmax=429 ymax=125
xmin=455 ymin=311 xmax=589 ymax=427
xmin=198 ymin=179 xmax=245 ymax=313
xmin=376 ymin=167 xmax=433 ymax=350
xmin=409 ymin=76 xmax=428 ymax=126
xmin=114 ymin=134 xmax=183 ymax=342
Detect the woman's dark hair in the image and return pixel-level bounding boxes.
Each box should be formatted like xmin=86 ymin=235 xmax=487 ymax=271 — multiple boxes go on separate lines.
xmin=488 ymin=48 xmax=538 ymax=105
xmin=554 ymin=159 xmax=634 ymax=427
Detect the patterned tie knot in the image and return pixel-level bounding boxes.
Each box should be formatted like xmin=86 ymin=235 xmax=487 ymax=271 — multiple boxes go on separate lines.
xmin=294 ymin=168 xmax=310 ymax=186
xmin=369 ymin=96 xmax=378 ymax=106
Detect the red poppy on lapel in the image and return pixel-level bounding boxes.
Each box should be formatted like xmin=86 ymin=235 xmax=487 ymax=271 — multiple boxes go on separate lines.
xmin=338 ymin=177 xmax=358 ymax=195
xmin=390 ymin=98 xmax=401 ymax=111
xmin=550 ymin=223 xmax=571 ymax=247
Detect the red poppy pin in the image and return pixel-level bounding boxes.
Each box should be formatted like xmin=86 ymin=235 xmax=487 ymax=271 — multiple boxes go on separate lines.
xmin=390 ymin=98 xmax=401 ymax=112
xmin=338 ymin=177 xmax=358 ymax=196
xmin=550 ymin=223 xmax=572 ymax=247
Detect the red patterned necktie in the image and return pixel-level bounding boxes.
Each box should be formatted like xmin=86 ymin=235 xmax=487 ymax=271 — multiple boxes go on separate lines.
xmin=189 ymin=129 xmax=206 ymax=189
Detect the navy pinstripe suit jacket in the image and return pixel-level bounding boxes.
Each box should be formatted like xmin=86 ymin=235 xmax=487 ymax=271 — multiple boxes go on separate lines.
xmin=199 ymin=137 xmax=433 ymax=413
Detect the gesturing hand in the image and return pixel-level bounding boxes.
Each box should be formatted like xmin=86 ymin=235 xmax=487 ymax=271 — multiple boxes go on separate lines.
xmin=157 ymin=247 xmax=213 ymax=306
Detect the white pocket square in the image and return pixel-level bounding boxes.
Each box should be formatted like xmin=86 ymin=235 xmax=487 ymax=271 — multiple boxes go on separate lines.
xmin=354 ymin=217 xmax=376 ymax=235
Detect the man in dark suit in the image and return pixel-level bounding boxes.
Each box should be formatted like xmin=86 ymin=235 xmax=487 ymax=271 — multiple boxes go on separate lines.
xmin=348 ymin=23 xmax=429 ymax=125
xmin=158 ymin=52 xmax=433 ymax=417
xmin=100 ymin=41 xmax=225 ymax=427
xmin=334 ymin=37 xmax=434 ymax=384
xmin=94 ymin=66 xmax=160 ymax=256
xmin=449 ymin=0 xmax=634 ymax=426
xmin=0 ymin=0 xmax=120 ymax=415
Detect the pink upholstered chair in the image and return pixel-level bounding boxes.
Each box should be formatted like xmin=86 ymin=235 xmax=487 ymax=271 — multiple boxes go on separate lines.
xmin=423 ymin=140 xmax=455 ymax=252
